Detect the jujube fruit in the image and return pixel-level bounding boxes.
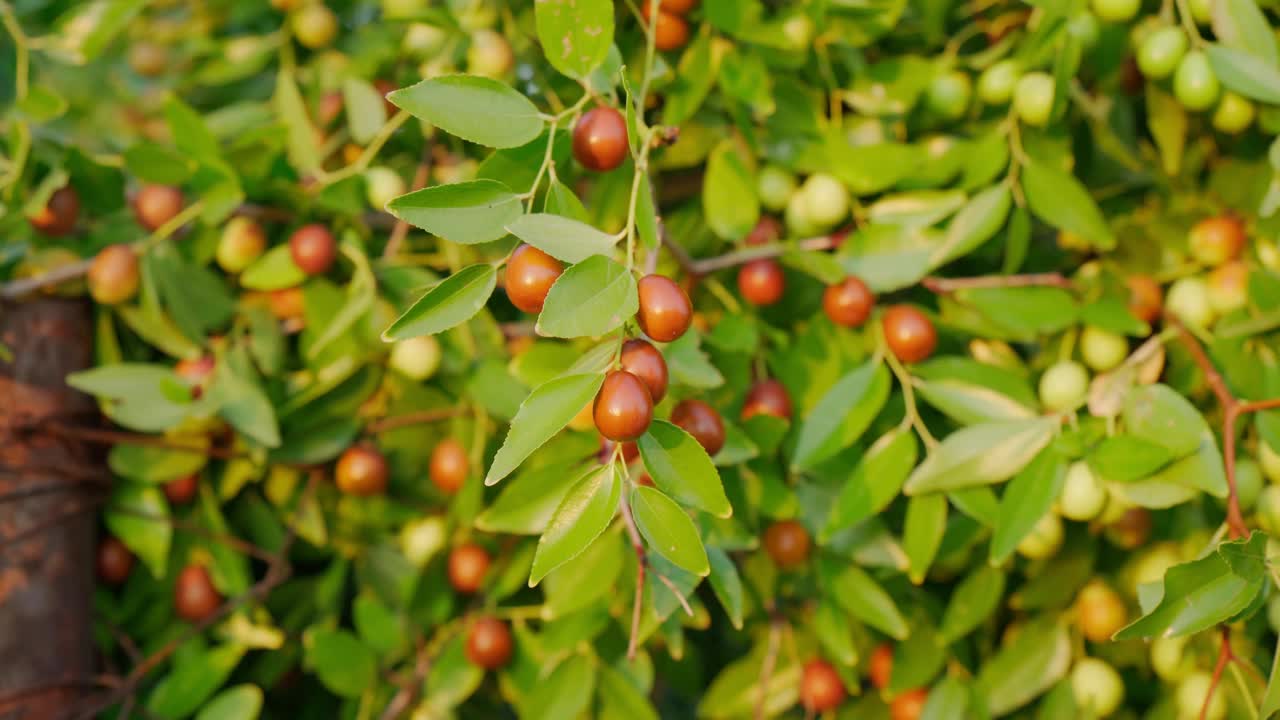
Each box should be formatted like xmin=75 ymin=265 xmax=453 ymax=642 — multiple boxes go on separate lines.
xmin=133 ymin=184 xmax=184 ymax=231
xmin=1174 ymin=51 xmax=1220 ymax=111
xmin=1014 ymin=72 xmax=1055 ymax=126
xmin=737 ymin=259 xmax=786 ymax=306
xmin=619 ymin=339 xmax=669 ymax=403
xmin=889 ymin=688 xmax=929 ymax=720
xmin=1189 ymin=215 xmax=1245 ymax=266
xmin=882 ymin=305 xmax=937 ymax=364
xmin=1212 ymin=91 xmax=1255 ymax=134
xmin=269 ymin=287 xmax=306 ymax=321
xmin=164 ymin=475 xmax=199 ymax=505
xmin=641 ymin=3 xmax=689 ymax=51
xmin=763 ymin=519 xmax=810 ymax=569
xmin=798 ymin=173 xmax=850 ymax=229
xmin=1104 ymin=506 xmax=1152 ymax=549
xmin=289 ymin=223 xmax=337 ymax=275
xmin=1126 ymin=274 xmax=1163 ymax=324
xmin=1075 ymin=580 xmax=1127 ymax=643
xmin=573 ymin=107 xmax=629 ymax=173
xmin=389 ymin=336 xmax=442 ymax=381
xmin=869 ymin=643 xmax=893 ymax=690
xmin=1080 ymin=326 xmax=1128 ymax=372
xmin=466 ymin=29 xmax=514 ymax=79
xmin=925 ymin=70 xmax=972 ymax=120
xmin=1071 ymin=658 xmax=1124 ymax=718
xmin=636 ymin=274 xmax=692 ymax=342
xmin=1016 ymin=512 xmax=1063 ymax=559
xmin=757 ymin=166 xmax=797 ymax=212
xmin=292 ymin=3 xmax=339 ymax=49
xmin=1136 ymin=26 xmax=1187 ymax=79
xmin=741 ymin=379 xmax=792 ymax=421
xmin=448 ymin=543 xmax=491 ymax=594
xmin=97 ymin=537 xmax=134 ymax=586
xmin=129 ymin=41 xmax=168 ymax=77
xmin=430 ymin=438 xmax=469 ymax=493
xmin=28 ymin=186 xmax=80 ymax=237
xmin=365 ymin=166 xmax=407 ymax=210
xmin=659 ymin=0 xmax=698 ymax=13
xmin=88 ymin=245 xmax=140 ymax=305
xmin=1039 ymin=361 xmax=1089 ymax=412
xmin=1207 ymin=261 xmax=1248 ymax=314
xmin=669 ymin=399 xmax=726 ymax=456
xmin=978 ymin=59 xmax=1020 ymax=105
xmin=1176 ymin=672 xmax=1226 ymax=720
xmin=594 ymin=371 xmax=654 ymax=441
xmin=216 ymin=217 xmax=267 ymax=273
xmin=1165 ymin=276 xmax=1215 ymax=328
xmin=823 ymin=276 xmax=874 ymax=328
xmin=1060 ymin=461 xmax=1108 ymax=521
xmin=1091 ymin=0 xmax=1140 ymax=22
xmin=800 ymin=659 xmax=845 ymax=713
xmin=335 ymin=444 xmax=389 ymax=496
xmin=505 ymin=244 xmax=564 ymax=314
xmin=745 ymin=216 xmax=783 ymax=246
xmin=174 ymin=564 xmax=223 ymax=622
xmin=466 ymin=616 xmax=513 ymax=669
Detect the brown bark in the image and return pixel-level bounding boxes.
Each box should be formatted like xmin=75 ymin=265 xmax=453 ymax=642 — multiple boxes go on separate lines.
xmin=0 ymin=299 xmax=96 ymax=719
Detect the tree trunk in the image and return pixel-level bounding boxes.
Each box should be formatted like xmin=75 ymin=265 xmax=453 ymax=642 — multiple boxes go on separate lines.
xmin=0 ymin=299 xmax=96 ymax=719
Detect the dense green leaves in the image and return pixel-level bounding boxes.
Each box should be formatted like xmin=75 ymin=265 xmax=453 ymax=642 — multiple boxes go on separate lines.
xmin=389 ymin=75 xmax=545 ymax=148
xmin=1021 ymin=160 xmax=1115 ymax=250
xmin=792 ymin=358 xmax=890 ymax=470
xmin=637 ymin=421 xmax=732 ymax=517
xmin=486 ymin=372 xmax=605 ymax=485
xmin=387 ymin=180 xmax=522 ymax=244
xmin=630 ymin=485 xmax=710 ymax=576
xmin=383 ymin=264 xmax=497 ymax=340
xmin=529 ymin=465 xmax=621 ymax=585
xmin=904 ymin=417 xmax=1058 ymax=495
xmin=537 ymin=256 xmax=637 ymax=338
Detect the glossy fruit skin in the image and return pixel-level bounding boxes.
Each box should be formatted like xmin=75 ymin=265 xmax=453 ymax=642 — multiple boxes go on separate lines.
xmin=1071 ymin=658 xmax=1124 ymax=717
xmin=164 ymin=475 xmax=199 ymax=505
xmin=292 ymin=4 xmax=339 ymax=49
xmin=1039 ymin=361 xmax=1089 ymax=412
xmin=216 ymin=217 xmax=267 ymax=273
xmin=289 ymin=224 xmax=337 ymax=275
xmin=1212 ymin=90 xmax=1255 ymax=133
xmin=1091 ymin=0 xmax=1140 ymax=22
xmin=642 ymin=4 xmax=690 ymax=51
xmin=573 ymin=107 xmax=629 ymax=173
xmin=763 ymin=519 xmax=810 ymax=569
xmin=28 ymin=186 xmax=80 ymax=237
xmin=757 ymin=165 xmax=798 ymax=211
xmin=882 ymin=306 xmax=938 ymax=364
xmin=466 ymin=29 xmax=513 ymax=78
xmin=1081 ymin=326 xmax=1128 ymax=372
xmin=466 ymin=616 xmax=513 ymax=670
xmin=389 ymin=336 xmax=442 ymax=381
xmin=978 ymin=59 xmax=1020 ymax=105
xmin=97 ymin=537 xmax=134 ymax=585
xmin=741 ymin=379 xmax=792 ymax=421
xmin=594 ymin=371 xmax=655 ymax=441
xmin=1137 ymin=26 xmax=1188 ymax=79
xmin=889 ymin=688 xmax=929 ymax=720
xmin=1166 ymin=276 xmax=1215 ymax=328
xmin=1014 ymin=72 xmax=1055 ymax=126
xmin=1207 ymin=260 xmax=1249 ymax=314
xmin=174 ymin=564 xmax=223 ymax=622
xmin=823 ymin=276 xmax=875 ymax=328
xmin=670 ymin=399 xmax=726 ymax=456
xmin=335 ymin=445 xmax=389 ymax=496
xmin=1126 ymin=274 xmax=1163 ymax=324
xmin=738 ymin=259 xmax=786 ymax=306
xmin=133 ymin=185 xmax=184 ymax=231
xmin=800 ymin=660 xmax=846 ymax=713
xmin=88 ymin=245 xmax=140 ymax=305
xmin=1016 ymin=512 xmax=1063 ymax=559
xmin=430 ymin=438 xmax=469 ymax=493
xmin=448 ymin=543 xmax=490 ymax=593
xmin=1060 ymin=462 xmax=1108 ymax=521
xmin=1174 ymin=51 xmax=1220 ymax=111
xmin=1189 ymin=215 xmax=1245 ymax=266
xmin=1176 ymin=672 xmax=1226 ymax=720
xmin=925 ymin=70 xmax=972 ymax=120
xmin=636 ymin=274 xmax=693 ymax=342
xmin=869 ymin=643 xmax=894 ymax=689
xmin=660 ymin=0 xmax=698 ymax=13
xmin=506 ymin=244 xmax=564 ymax=314
xmin=619 ymin=339 xmax=669 ymax=403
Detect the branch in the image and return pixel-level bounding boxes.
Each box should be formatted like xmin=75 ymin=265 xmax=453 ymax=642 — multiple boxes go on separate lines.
xmin=377 ymin=636 xmax=432 ymax=720
xmin=921 ymin=272 xmax=1074 ymax=293
xmin=366 ymin=407 xmax=467 ymax=434
xmin=1202 ymin=628 xmax=1233 ymax=720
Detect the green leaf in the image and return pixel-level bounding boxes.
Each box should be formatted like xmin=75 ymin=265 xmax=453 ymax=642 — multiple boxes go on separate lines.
xmin=343 ymin=77 xmax=386 ymax=145
xmin=210 ymin=361 xmax=280 ymax=448
xmin=105 ymin=483 xmax=171 ymax=578
xmin=976 ymin=617 xmax=1072 ymax=715
xmin=389 ymin=75 xmax=545 ymax=148
xmin=108 ymin=441 xmax=207 ymax=484
xmin=920 ymin=677 xmax=973 ymax=720
xmin=486 ymin=372 xmax=606 ymax=485
xmin=353 ymin=594 xmax=406 ymax=657
xmin=1080 ymin=297 xmax=1151 ymax=337
xmin=506 ymin=213 xmax=620 ymax=263
xmin=665 ymin=331 xmax=725 ymax=390
xmin=707 ymin=547 xmax=745 ymax=629
xmin=1212 ymin=0 xmax=1279 ymax=66
xmin=1146 ymin=84 xmax=1187 ymax=177
xmin=630 ymin=485 xmax=710 ymax=576
xmin=663 ymin=31 xmax=718 ymax=126
xmin=200 ymin=485 xmax=251 ymax=595
xmin=598 ymin=664 xmax=660 ymax=720
xmin=239 ymin=245 xmax=306 ymax=291
xmin=1123 ymin=384 xmax=1208 ymax=458
xmin=959 ymin=286 xmax=1079 ymax=339
xmin=274 ymin=68 xmax=320 ymax=173
xmin=819 ymin=556 xmax=909 ymax=639
xmin=903 ymin=494 xmax=947 ymax=584
xmin=938 ymin=565 xmax=1006 ymax=644
xmin=195 ymin=685 xmax=263 ymax=720
xmin=1207 ymin=43 xmax=1280 ymax=103
xmin=387 ymin=180 xmax=522 ymax=244
xmin=636 ymin=176 xmax=660 ymax=252
xmin=69 ymin=361 xmax=204 ymax=432
xmin=1021 ymin=159 xmax=1115 ymax=250
xmin=147 ymin=643 xmax=246 ymax=718
xmin=904 ymin=417 xmax=1058 ymax=495
xmin=697 ymin=645 xmax=801 ymax=718
xmin=837 ymin=224 xmax=940 ymax=293
xmin=530 ymin=465 xmax=622 ymax=585
xmin=703 ymin=141 xmax=760 ymax=240
xmin=425 ymin=635 xmax=483 ymax=709
xmin=822 ymin=428 xmax=917 ymax=539
xmin=1087 ymin=435 xmax=1175 ymax=482
xmin=867 ymin=190 xmax=966 ymax=228
xmin=383 ymin=265 xmax=497 ymax=340
xmin=792 ymin=359 xmax=891 ymax=470
xmin=638 ymin=421 xmax=732 ymax=517
xmin=989 ymin=447 xmax=1066 ymax=563
xmin=814 ymin=601 xmax=858 ymax=666
xmin=930 ymin=184 xmax=1012 ymax=267
xmin=306 ymin=629 xmax=377 ymax=698
xmin=125 ymin=142 xmax=196 ymax=185
xmin=521 ymin=654 xmax=596 ymax=720
xmin=537 ymin=256 xmax=638 ymax=338
xmin=535 ymin=0 xmax=614 ymax=79
xmin=476 ymin=460 xmax=591 ymax=534
xmin=306 ymin=241 xmax=376 ymax=360
xmin=916 ymin=377 xmax=1038 ymax=426
xmin=46 ymin=0 xmax=147 ymax=63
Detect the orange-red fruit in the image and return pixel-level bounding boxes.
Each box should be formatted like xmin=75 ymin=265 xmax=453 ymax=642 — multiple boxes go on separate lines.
xmin=890 ymin=688 xmax=929 ymax=720
xmin=763 ymin=519 xmax=810 ymax=568
xmin=746 ymin=216 xmax=783 ymax=246
xmin=619 ymin=339 xmax=669 ymax=403
xmin=641 ymin=3 xmax=690 ymax=50
xmin=289 ymin=224 xmax=337 ymax=275
xmin=1188 ymin=215 xmax=1246 ymax=266
xmin=97 ymin=537 xmax=134 ymax=585
xmin=133 ymin=185 xmax=184 ymax=231
xmin=738 ymin=259 xmax=786 ymax=306
xmin=269 ymin=287 xmax=305 ymax=321
xmin=660 ymin=0 xmax=699 ymax=13
xmin=28 ymin=186 xmax=80 ymax=237
xmin=741 ymin=379 xmax=792 ymax=421
xmin=335 ymin=445 xmax=389 ymax=496
xmin=466 ymin=616 xmax=513 ymax=669
xmin=823 ymin=276 xmax=875 ymax=328
xmin=1126 ymin=274 xmax=1163 ymax=325
xmin=164 ymin=475 xmax=199 ymax=505
xmin=636 ymin=274 xmax=693 ymax=343
xmin=801 ymin=660 xmax=846 ymax=713
xmin=88 ymin=245 xmax=140 ymax=305
xmin=317 ymin=90 xmax=343 ymax=127
xmin=175 ymin=355 xmax=215 ymax=384
xmin=430 ymin=438 xmax=469 ymax=494
xmin=869 ymin=643 xmax=894 ymax=690
xmin=448 ymin=543 xmax=491 ymax=594
xmin=505 ymin=244 xmax=564 ymax=314
xmin=573 ymin=107 xmax=629 ymax=173
xmin=174 ymin=564 xmax=223 ymax=622
xmin=594 ymin=371 xmax=654 ymax=441
xmin=882 ymin=305 xmax=937 ymax=364
xmin=669 ymin=399 xmax=726 ymax=456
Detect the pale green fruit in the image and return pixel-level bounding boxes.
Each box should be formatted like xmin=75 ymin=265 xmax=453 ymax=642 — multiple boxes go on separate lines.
xmin=399 ymin=516 xmax=447 ymax=568
xmin=1081 ymin=326 xmax=1128 ymax=372
xmin=1014 ymin=72 xmax=1055 ymax=126
xmin=1071 ymin=658 xmax=1124 ymax=718
xmin=1175 ymin=672 xmax=1226 ymax=720
xmin=1060 ymin=461 xmax=1108 ymax=521
xmin=1165 ymin=276 xmax=1215 ymax=328
xmin=365 ymin=166 xmax=407 ymax=210
xmin=799 ymin=173 xmax=850 ymax=229
xmin=1017 ymin=513 xmax=1064 ymax=559
xmin=757 ymin=165 xmax=798 ymax=212
xmin=389 ymin=336 xmax=442 ymax=381
xmin=1261 ymin=442 xmax=1280 ymax=483
xmin=1256 ymin=485 xmax=1280 ymax=534
xmin=1039 ymin=361 xmax=1089 ymax=412
xmin=1151 ymin=635 xmax=1195 ymax=682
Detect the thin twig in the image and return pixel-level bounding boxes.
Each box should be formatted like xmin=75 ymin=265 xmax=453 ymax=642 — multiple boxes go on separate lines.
xmin=921 ymin=272 xmax=1074 ymax=293
xmin=377 ymin=636 xmax=432 ymax=720
xmin=366 ymin=407 xmax=467 ymax=434
xmin=383 ymin=145 xmax=433 ymax=260
xmin=1202 ymin=628 xmax=1232 ymax=720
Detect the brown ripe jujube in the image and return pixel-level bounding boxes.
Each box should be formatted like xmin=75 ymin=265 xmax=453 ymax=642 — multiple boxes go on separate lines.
xmin=669 ymin=399 xmax=726 ymax=456
xmin=88 ymin=245 xmax=140 ymax=305
xmin=97 ymin=537 xmax=134 ymax=586
xmin=763 ymin=519 xmax=810 ymax=569
xmin=573 ymin=107 xmax=629 ymax=173
xmin=505 ymin=244 xmax=564 ymax=314
xmin=1126 ymin=274 xmax=1163 ymax=325
xmin=164 ymin=475 xmax=199 ymax=505
xmin=869 ymin=643 xmax=894 ymax=690
xmin=882 ymin=305 xmax=937 ymax=364
xmin=738 ymin=259 xmax=786 ymax=306
xmin=637 ymin=274 xmax=692 ymax=343
xmin=823 ymin=276 xmax=875 ymax=328
xmin=466 ymin=616 xmax=513 ymax=670
xmin=619 ymin=339 xmax=669 ymax=403
xmin=661 ymin=0 xmax=699 ymax=13
xmin=594 ymin=371 xmax=654 ymax=441
xmin=800 ymin=659 xmax=846 ymax=713
xmin=430 ymin=438 xmax=469 ymax=494
xmin=890 ymin=688 xmax=929 ymax=720
xmin=741 ymin=379 xmax=792 ymax=421
xmin=133 ymin=184 xmax=184 ymax=231
xmin=174 ymin=564 xmax=223 ymax=622
xmin=28 ymin=186 xmax=80 ymax=237
xmin=448 ymin=543 xmax=491 ymax=594
xmin=641 ymin=2 xmax=690 ymax=51
xmin=289 ymin=223 xmax=337 ymax=275
xmin=335 ymin=444 xmax=389 ymax=496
